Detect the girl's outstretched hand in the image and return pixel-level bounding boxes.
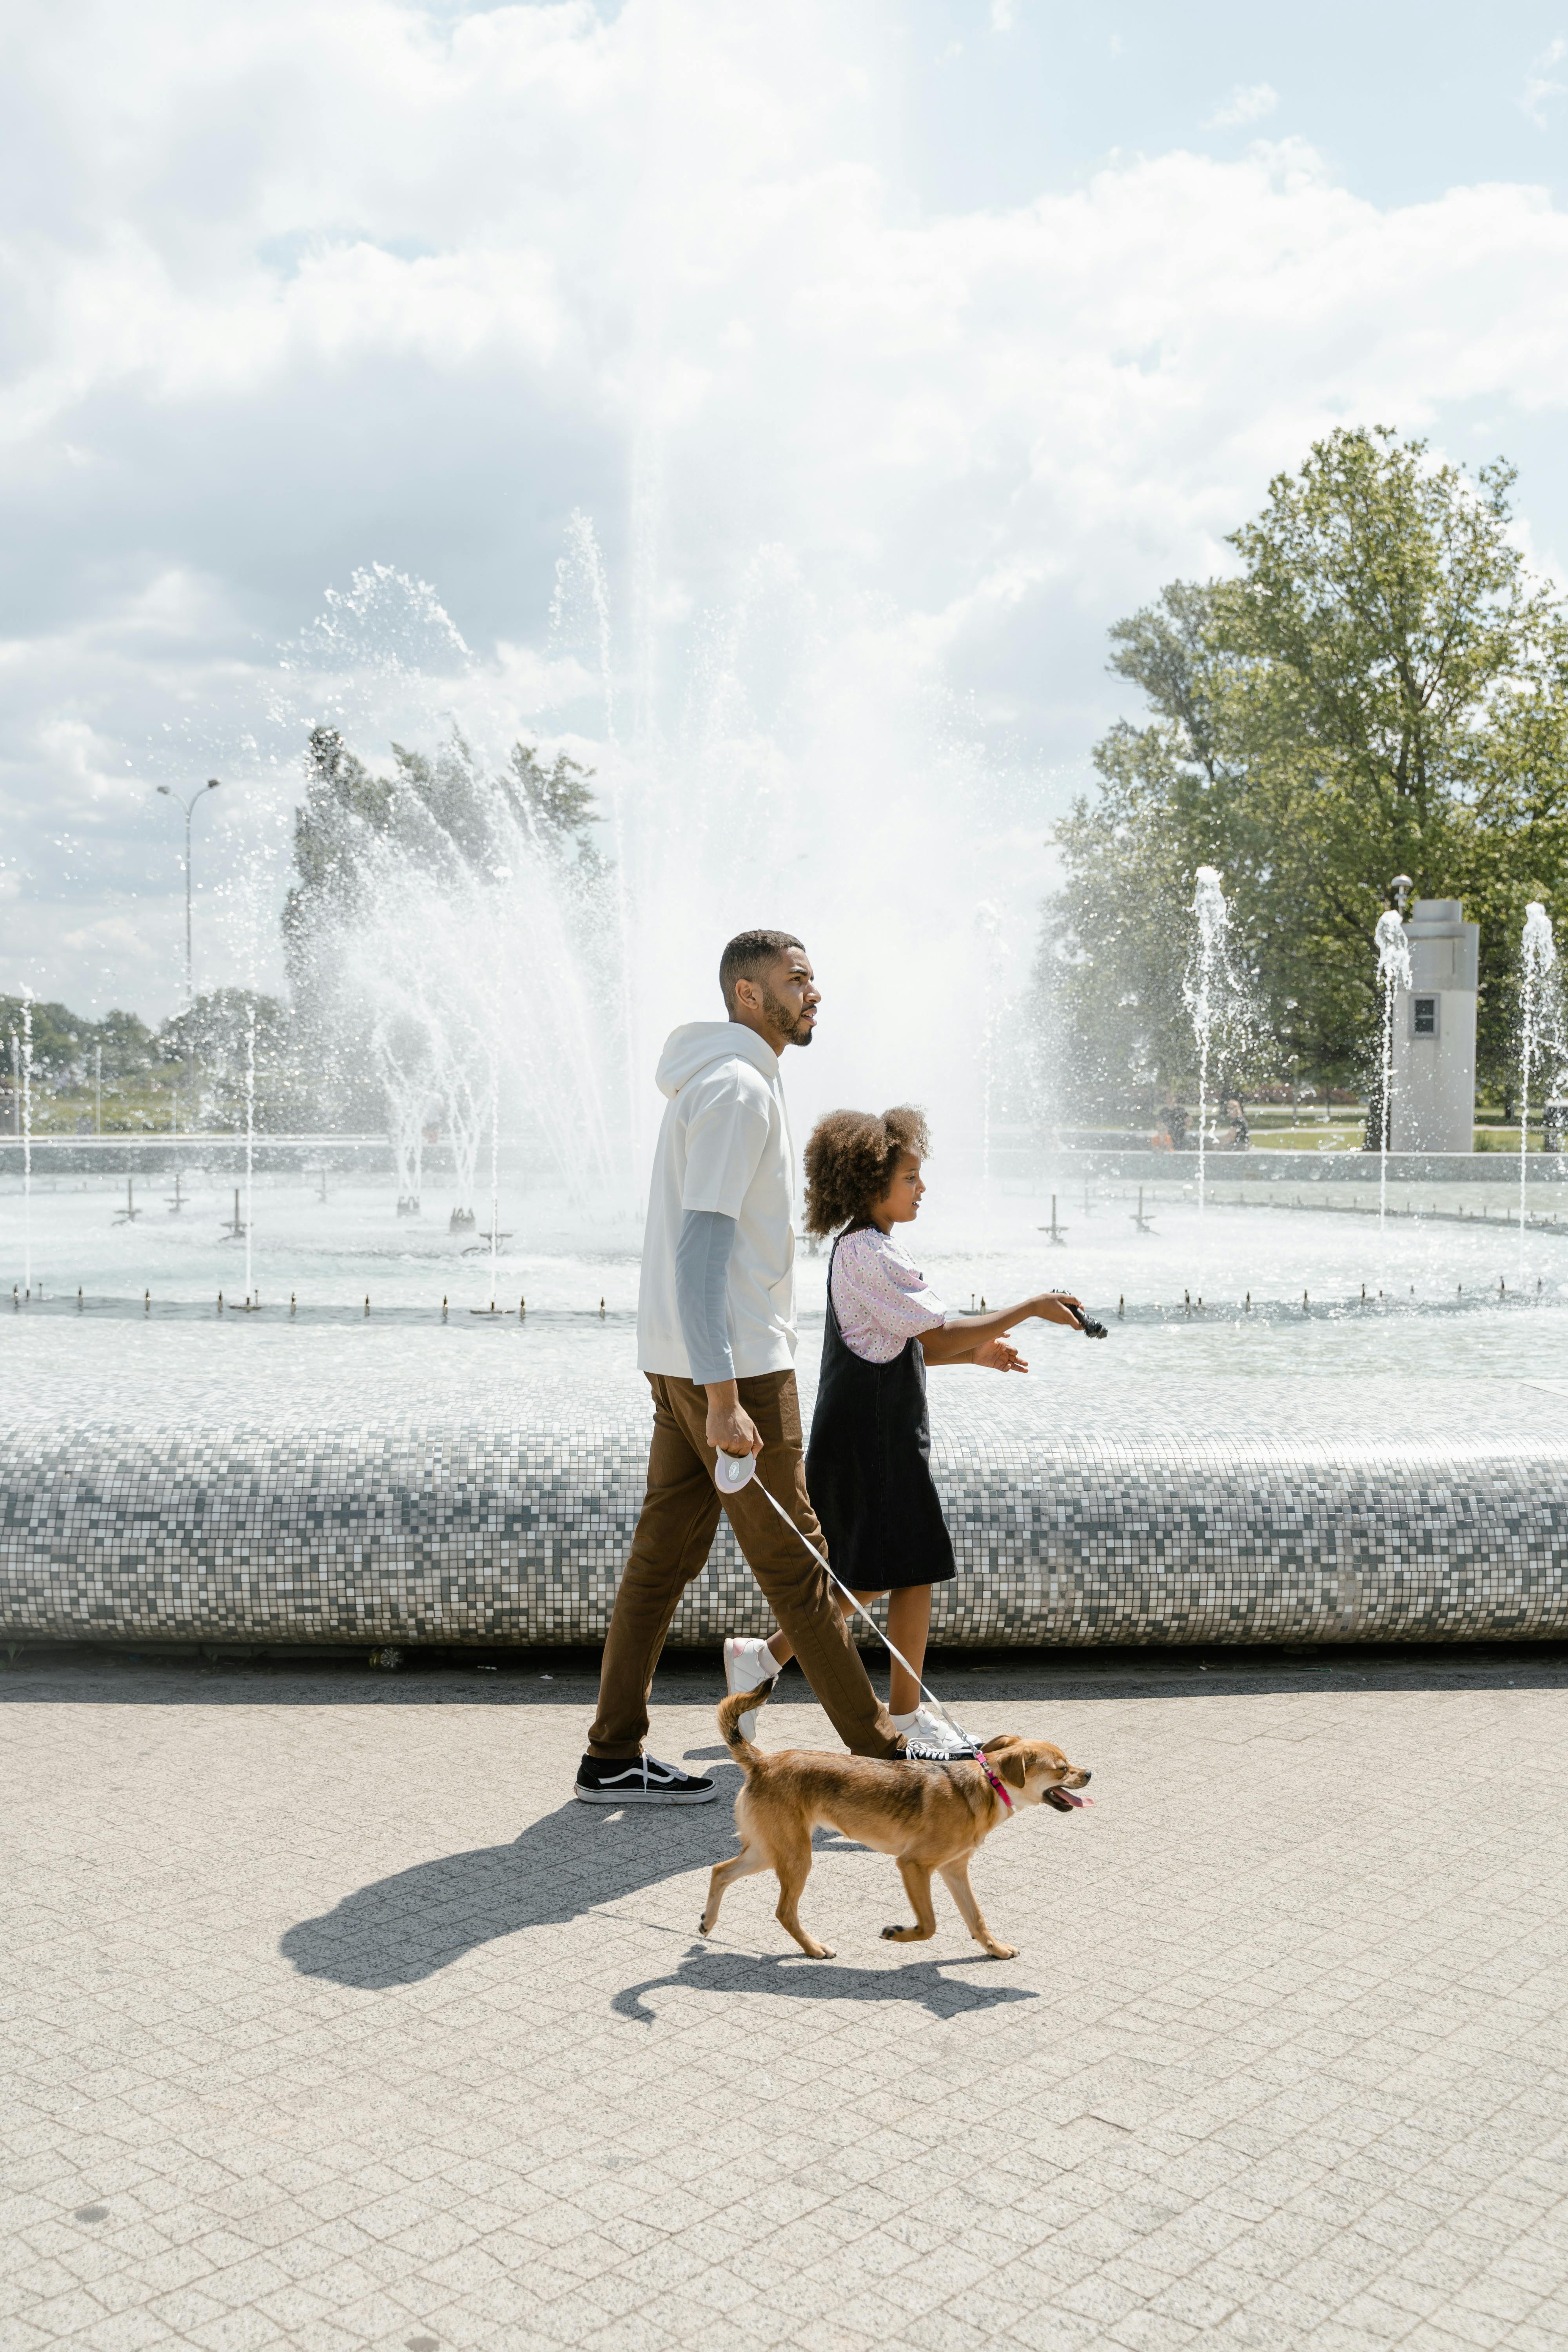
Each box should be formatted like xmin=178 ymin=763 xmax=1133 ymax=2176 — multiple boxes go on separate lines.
xmin=973 ymin=1338 xmax=1029 ymax=1372
xmin=1035 ymin=1292 xmax=1087 ymax=1330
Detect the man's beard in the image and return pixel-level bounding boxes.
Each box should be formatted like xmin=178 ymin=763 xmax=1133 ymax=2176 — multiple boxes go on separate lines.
xmin=760 ymin=986 xmax=813 ymax=1045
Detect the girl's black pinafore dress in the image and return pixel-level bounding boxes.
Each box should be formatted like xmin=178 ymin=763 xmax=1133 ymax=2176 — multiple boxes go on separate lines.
xmin=804 ymin=1236 xmax=957 ymax=1592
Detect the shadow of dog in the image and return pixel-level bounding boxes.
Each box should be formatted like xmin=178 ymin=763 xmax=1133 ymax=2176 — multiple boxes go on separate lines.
xmin=613 ymin=1945 xmax=1040 ymax=2025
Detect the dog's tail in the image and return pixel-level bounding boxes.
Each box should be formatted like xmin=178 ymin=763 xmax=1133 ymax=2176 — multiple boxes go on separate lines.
xmin=718 ymin=1682 xmax=772 ymax=1770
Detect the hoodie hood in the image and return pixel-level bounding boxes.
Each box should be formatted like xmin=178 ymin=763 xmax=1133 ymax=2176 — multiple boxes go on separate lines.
xmin=655 ymin=1021 xmax=780 ymax=1100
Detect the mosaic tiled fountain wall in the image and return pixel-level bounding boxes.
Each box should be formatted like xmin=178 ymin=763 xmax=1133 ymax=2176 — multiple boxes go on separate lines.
xmin=4 ymin=1382 xmax=1565 ymax=1648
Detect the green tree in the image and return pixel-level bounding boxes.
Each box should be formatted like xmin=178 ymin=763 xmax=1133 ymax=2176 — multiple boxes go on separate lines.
xmin=158 ymin=989 xmax=305 ymax=1131
xmin=0 ymin=999 xmax=156 ymax=1085
xmin=504 ymin=741 xmax=601 ymax=862
xmin=1040 ymin=720 xmax=1221 ymax=1120
xmin=0 ymin=997 xmax=90 ymax=1080
xmin=1041 ymin=427 xmax=1568 ymax=1115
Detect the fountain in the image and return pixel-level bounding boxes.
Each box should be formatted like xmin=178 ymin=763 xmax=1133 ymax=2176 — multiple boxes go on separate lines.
xmin=1519 ymin=902 xmax=1562 ymax=1255
xmin=10 ymin=531 xmax=1568 ymax=1662
xmin=236 ymin=1000 xmax=258 ymax=1308
xmin=484 ymin=1056 xmax=501 ymax=1313
xmin=1372 ymin=906 xmax=1411 ymax=1235
xmin=371 ymin=1007 xmax=436 ymax=1218
xmin=975 ymin=900 xmax=1002 ymax=1187
xmin=18 ymin=995 xmax=32 ymax=1296
xmin=312 ymin=730 xmax=622 ymax=1239
xmin=1181 ymin=866 xmax=1251 ymax=1214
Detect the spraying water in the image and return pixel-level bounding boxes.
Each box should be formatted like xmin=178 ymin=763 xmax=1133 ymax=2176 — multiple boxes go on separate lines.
xmin=19 ymin=995 xmax=32 ymax=1296
xmin=1182 ymin=867 xmax=1240 ymax=1215
xmin=487 ymin=1058 xmax=501 ymax=1313
xmin=1520 ymin=902 xmax=1557 ymax=1261
xmin=319 ymin=733 xmax=623 ymax=1220
xmin=1373 ymin=909 xmax=1412 ymax=1236
xmin=373 ymin=1005 xmax=435 ymax=1216
xmin=975 ymin=900 xmax=1003 ymax=1188
xmin=551 ymin=507 xmax=617 ymax=742
xmin=243 ymin=1000 xmax=256 ymax=1306
xmin=551 ymin=510 xmax=642 ymax=1178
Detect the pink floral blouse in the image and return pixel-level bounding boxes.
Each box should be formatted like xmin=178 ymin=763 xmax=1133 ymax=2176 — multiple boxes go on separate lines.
xmin=829 ymin=1227 xmax=950 ymax=1363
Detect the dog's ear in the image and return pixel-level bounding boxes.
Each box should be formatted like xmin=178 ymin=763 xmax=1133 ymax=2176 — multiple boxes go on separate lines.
xmin=981 ymin=1733 xmax=1027 ymax=1789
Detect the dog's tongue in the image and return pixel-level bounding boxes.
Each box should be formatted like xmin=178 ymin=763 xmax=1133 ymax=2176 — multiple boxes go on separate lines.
xmin=1045 ymin=1789 xmax=1091 ymax=1811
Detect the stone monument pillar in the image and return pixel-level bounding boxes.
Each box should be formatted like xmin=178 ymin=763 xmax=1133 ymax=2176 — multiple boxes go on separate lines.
xmin=1389 ymin=898 xmax=1479 ymax=1154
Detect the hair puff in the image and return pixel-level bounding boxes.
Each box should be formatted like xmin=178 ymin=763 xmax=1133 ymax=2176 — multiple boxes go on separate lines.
xmin=802 ymin=1105 xmax=931 ymax=1237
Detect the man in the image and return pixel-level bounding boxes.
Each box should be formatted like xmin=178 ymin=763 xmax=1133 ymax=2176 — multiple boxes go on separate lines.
xmin=575 ymin=929 xmax=928 ymax=1804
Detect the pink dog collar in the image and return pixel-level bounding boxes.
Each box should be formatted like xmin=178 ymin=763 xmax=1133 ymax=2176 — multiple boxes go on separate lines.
xmin=975 ymin=1755 xmax=1013 ymax=1813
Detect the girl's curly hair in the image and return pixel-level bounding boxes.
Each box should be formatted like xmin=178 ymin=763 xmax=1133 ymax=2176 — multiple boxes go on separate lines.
xmin=802 ymin=1106 xmax=931 ymax=1237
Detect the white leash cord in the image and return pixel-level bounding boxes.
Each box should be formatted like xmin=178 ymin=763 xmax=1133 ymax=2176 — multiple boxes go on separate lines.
xmin=715 ymin=1450 xmax=981 ymax=1759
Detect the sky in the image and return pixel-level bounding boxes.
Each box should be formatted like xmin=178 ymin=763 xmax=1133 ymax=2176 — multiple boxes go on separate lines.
xmin=5 ymin=0 xmax=1568 ymax=1029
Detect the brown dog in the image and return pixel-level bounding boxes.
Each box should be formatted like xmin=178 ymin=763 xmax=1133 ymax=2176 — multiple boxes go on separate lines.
xmin=699 ymin=1684 xmax=1091 ymax=1960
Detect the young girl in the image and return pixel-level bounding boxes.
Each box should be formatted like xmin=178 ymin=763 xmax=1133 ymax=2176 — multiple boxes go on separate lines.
xmin=723 ymin=1105 xmax=1093 ymax=1751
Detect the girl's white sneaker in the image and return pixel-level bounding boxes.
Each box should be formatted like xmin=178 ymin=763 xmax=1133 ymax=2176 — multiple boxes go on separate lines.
xmin=890 ymin=1703 xmax=975 ymax=1756
xmin=722 ymin=1637 xmax=783 ymax=1741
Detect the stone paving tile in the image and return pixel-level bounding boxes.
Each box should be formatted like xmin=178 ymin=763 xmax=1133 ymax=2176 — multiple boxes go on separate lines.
xmin=5 ymin=1651 xmax=1568 ymax=2351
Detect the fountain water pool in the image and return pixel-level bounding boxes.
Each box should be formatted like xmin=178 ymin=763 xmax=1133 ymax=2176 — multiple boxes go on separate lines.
xmin=7 ymin=1163 xmax=1568 ymax=1379
xmin=8 ymin=1098 xmax=1568 ymax=1653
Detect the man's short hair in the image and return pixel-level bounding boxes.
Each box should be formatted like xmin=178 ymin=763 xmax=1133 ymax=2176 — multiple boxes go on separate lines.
xmin=719 ymin=929 xmax=805 ymax=1015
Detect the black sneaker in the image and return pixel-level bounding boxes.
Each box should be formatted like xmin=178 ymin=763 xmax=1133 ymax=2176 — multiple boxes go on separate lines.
xmin=574 ymin=1754 xmax=717 ymax=1805
xmin=897 ymin=1736 xmax=980 ymax=1762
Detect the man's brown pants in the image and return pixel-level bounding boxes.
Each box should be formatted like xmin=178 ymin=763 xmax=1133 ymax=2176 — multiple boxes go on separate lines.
xmin=586 ymin=1369 xmax=902 ymax=1760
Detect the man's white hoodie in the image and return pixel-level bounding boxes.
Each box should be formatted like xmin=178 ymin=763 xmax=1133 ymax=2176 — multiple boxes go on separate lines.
xmin=636 ymin=1022 xmax=797 ymax=1380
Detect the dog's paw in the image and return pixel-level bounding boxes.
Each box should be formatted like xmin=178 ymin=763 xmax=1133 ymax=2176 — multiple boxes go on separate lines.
xmin=697 ymin=1917 xmax=711 ymax=1936
xmin=880 ymin=1924 xmax=914 ymax=1941
xmin=804 ymin=1944 xmax=835 ymax=1959
xmin=985 ymin=1943 xmax=1019 ymax=1960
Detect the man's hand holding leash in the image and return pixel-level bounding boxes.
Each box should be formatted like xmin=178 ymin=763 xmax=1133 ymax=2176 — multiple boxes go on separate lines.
xmin=705 ymin=1380 xmax=764 ymax=1460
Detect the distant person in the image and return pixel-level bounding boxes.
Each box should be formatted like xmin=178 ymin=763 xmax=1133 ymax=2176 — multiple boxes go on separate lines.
xmin=721 ymin=1107 xmax=1095 ymax=1750
xmin=1226 ymin=1098 xmax=1249 ymax=1151
xmin=575 ymin=931 xmax=950 ymax=1808
xmin=1158 ymin=1093 xmax=1187 ymax=1151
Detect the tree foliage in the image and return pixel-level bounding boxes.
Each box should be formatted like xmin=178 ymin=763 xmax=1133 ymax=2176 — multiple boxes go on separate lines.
xmin=0 ymin=997 xmax=157 ymax=1080
xmin=1042 ymin=428 xmax=1568 ymax=1113
xmin=158 ymin=989 xmax=307 ymax=1130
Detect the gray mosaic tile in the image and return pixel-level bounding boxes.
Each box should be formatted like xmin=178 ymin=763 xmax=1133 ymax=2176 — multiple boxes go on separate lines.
xmin=3 ymin=1380 xmax=1567 ymax=1646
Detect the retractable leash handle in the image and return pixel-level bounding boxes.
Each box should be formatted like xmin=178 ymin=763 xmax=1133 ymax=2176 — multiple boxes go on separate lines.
xmin=712 ymin=1449 xmax=988 ymax=1770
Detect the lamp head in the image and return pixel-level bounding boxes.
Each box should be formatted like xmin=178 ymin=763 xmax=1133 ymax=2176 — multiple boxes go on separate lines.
xmin=206 ymin=778 xmax=220 ymax=791
xmin=157 ymin=786 xmax=170 ymax=797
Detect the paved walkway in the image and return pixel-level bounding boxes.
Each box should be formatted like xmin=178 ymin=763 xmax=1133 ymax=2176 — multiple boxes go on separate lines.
xmin=5 ymin=1648 xmax=1568 ymax=2351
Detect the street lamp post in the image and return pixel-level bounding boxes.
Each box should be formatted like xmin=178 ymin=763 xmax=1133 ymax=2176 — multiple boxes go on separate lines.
xmin=156 ymin=779 xmax=221 ymax=1004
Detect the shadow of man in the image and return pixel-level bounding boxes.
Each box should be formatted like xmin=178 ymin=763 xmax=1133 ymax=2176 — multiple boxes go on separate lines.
xmin=614 ymin=1947 xmax=1039 ymax=2025
xmin=281 ymin=1772 xmax=743 ymax=1990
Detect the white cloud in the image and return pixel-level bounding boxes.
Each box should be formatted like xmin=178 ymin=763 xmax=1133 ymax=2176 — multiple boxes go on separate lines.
xmin=1521 ymin=37 xmax=1568 ymax=126
xmin=4 ymin=3 xmax=1568 ymax=1044
xmin=1206 ymin=82 xmax=1279 ymax=129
